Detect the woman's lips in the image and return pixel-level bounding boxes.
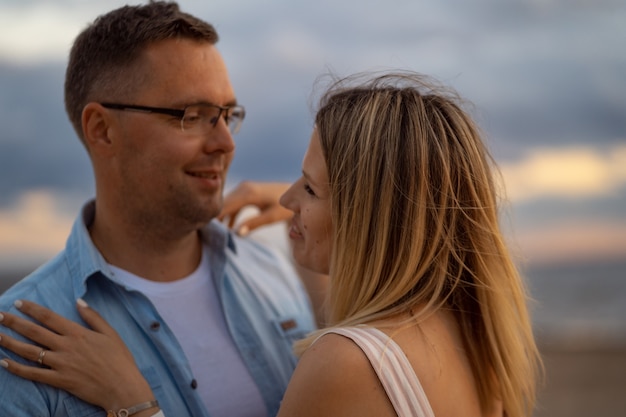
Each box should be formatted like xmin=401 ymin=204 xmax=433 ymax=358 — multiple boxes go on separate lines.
xmin=288 ymin=219 xmax=303 ymax=240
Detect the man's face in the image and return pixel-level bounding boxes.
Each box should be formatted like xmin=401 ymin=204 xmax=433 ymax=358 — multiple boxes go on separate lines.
xmin=106 ymin=39 xmax=237 ymax=233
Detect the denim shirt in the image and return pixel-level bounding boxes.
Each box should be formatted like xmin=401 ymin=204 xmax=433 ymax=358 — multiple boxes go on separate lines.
xmin=0 ymin=201 xmax=315 ymax=417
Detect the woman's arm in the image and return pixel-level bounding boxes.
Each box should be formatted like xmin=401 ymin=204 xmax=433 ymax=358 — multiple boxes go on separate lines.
xmin=218 ymin=181 xmax=293 ymax=235
xmin=0 ymin=299 xmax=161 ymax=417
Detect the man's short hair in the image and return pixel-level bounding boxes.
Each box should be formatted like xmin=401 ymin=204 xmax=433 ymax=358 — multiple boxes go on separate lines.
xmin=65 ymin=1 xmax=219 ymax=143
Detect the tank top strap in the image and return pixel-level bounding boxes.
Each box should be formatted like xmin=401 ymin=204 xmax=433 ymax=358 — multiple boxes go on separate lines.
xmin=318 ymin=326 xmax=435 ymax=417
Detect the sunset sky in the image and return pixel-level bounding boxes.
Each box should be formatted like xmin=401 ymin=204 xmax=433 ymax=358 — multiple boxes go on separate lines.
xmin=1 ymin=0 xmax=625 ymax=269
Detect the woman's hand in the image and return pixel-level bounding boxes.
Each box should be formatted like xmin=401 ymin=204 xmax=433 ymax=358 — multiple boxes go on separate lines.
xmin=219 ymin=181 xmax=293 ymax=236
xmin=0 ymin=299 xmax=156 ymax=412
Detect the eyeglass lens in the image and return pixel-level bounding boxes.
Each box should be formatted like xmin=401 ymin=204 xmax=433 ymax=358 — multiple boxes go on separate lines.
xmin=182 ymin=104 xmax=244 ymax=134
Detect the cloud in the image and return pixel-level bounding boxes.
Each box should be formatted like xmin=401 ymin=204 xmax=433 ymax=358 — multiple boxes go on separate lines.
xmin=497 ymin=144 xmax=626 ymax=264
xmin=511 ymin=219 xmax=626 ymax=265
xmin=0 ymin=190 xmax=76 ymax=265
xmin=266 ymin=26 xmax=326 ymax=71
xmin=2 ymin=144 xmax=625 ymax=269
xmin=0 ymin=3 xmax=92 ymax=64
xmin=0 ymin=0 xmax=625 ymax=270
xmin=499 ymin=144 xmax=626 ymax=202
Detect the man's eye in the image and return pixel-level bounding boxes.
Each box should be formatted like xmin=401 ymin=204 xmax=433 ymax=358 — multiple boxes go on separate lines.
xmin=184 ymin=110 xmax=202 ymax=123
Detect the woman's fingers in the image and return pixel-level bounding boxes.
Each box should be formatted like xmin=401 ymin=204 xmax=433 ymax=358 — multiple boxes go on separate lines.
xmin=0 ymin=356 xmax=56 ymax=386
xmin=0 ymin=342 xmax=108 ymax=399
xmin=0 ymin=332 xmax=62 ymax=387
xmin=0 ymin=299 xmax=118 ymax=364
xmin=12 ymin=300 xmax=81 ymax=336
xmin=0 ymin=308 xmax=61 ymax=350
xmin=219 ymin=181 xmax=293 ymax=234
xmin=1 ymin=301 xmax=154 ymax=410
xmin=0 ymin=332 xmax=51 ymax=365
xmin=75 ymin=299 xmax=118 ymax=339
xmin=235 ymin=205 xmax=292 ymax=236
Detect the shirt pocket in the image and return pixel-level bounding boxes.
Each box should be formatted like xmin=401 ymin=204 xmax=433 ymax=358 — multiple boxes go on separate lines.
xmin=271 ymin=314 xmax=311 ymax=366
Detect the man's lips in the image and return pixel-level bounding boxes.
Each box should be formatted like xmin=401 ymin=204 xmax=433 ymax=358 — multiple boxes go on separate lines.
xmin=187 ymin=170 xmax=220 ymax=179
xmin=186 ymin=169 xmax=223 ymax=188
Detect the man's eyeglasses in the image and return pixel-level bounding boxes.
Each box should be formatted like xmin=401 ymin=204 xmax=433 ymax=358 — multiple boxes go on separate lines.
xmin=100 ymin=102 xmax=246 ymax=134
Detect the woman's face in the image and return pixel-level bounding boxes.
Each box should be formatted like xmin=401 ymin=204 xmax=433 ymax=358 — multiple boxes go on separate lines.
xmin=280 ymin=130 xmax=333 ymax=275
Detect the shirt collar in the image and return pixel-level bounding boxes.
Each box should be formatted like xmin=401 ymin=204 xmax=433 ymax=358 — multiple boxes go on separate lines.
xmin=64 ymin=200 xmax=238 ymax=300
xmin=199 ymin=219 xmax=238 ymax=254
xmin=64 ymin=200 xmax=111 ymax=301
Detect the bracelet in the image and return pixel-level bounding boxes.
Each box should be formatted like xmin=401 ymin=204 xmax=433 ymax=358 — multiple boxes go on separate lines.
xmin=107 ymin=400 xmax=160 ymax=417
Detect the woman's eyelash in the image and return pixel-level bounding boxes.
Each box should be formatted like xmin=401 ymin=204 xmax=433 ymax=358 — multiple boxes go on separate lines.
xmin=304 ymin=183 xmax=316 ymax=196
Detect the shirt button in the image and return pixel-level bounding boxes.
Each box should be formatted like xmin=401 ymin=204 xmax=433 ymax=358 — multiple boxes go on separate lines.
xmin=150 ymin=321 xmax=161 ymax=331
xmin=190 ymin=379 xmax=198 ymax=389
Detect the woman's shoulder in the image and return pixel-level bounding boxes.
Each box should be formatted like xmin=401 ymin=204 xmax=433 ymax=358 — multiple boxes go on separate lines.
xmin=277 ymin=329 xmax=397 ymax=417
xmin=300 ymin=329 xmax=378 ymax=387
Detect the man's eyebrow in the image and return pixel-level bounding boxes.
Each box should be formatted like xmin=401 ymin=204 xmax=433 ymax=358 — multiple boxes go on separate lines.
xmin=177 ymin=99 xmax=240 ymax=108
xmin=214 ymin=99 xmax=239 ymax=107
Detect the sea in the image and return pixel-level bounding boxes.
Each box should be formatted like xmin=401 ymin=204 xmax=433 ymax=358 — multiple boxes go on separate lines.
xmin=524 ymin=257 xmax=626 ymax=349
xmin=1 ymin=257 xmax=625 ymax=350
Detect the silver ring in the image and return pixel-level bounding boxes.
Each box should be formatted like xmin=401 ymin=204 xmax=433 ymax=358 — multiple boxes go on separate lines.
xmin=37 ymin=349 xmax=47 ymax=366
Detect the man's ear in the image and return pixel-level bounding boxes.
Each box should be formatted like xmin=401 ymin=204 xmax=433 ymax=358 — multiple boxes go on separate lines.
xmin=82 ymin=102 xmax=116 ymax=156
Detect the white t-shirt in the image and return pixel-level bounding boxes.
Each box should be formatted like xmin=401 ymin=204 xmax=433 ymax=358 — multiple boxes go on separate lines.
xmin=108 ymin=246 xmax=267 ymax=417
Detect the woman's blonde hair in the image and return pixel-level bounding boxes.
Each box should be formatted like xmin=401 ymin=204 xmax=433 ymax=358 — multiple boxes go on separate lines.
xmin=296 ymin=72 xmax=541 ymax=417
